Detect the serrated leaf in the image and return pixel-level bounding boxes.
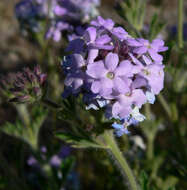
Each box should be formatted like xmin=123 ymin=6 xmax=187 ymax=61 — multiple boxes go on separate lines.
xmin=1 ymin=120 xmax=23 ymax=137
xmin=56 ymin=133 xmax=105 ymax=149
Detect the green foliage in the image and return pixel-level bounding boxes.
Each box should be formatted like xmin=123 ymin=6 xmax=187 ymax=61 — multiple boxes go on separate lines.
xmin=148 ymin=13 xmax=165 ymax=41
xmin=139 ymin=171 xmax=177 ymax=190
xmin=118 ymin=0 xmax=166 ymax=40
xmin=139 ymin=171 xmax=152 ymax=190
xmin=56 ymin=133 xmax=105 ymax=149
xmin=1 ymin=105 xmax=48 ymax=149
xmin=119 ymin=0 xmax=146 ymax=31
xmin=60 ymin=156 xmax=76 ymax=184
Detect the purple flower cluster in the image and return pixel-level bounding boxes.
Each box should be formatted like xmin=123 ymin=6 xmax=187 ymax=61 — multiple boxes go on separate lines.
xmin=62 ymin=16 xmax=168 ymax=136
xmin=15 ymin=0 xmax=100 ymax=41
xmin=27 ymin=146 xmax=71 ymax=168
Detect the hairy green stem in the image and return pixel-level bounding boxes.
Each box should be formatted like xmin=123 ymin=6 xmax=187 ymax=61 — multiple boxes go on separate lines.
xmin=178 ymin=0 xmax=184 ymax=49
xmin=144 ymin=104 xmax=154 ymax=160
xmin=103 ymin=130 xmax=139 ymax=190
xmin=16 ymin=104 xmax=30 ymax=127
xmin=145 ymin=103 xmax=151 ymax=120
xmin=147 ymin=137 xmax=154 ymax=160
xmin=158 ymin=94 xmax=172 ymax=119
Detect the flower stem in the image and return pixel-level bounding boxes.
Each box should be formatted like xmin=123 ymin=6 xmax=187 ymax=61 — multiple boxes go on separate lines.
xmin=147 ymin=137 xmax=154 ymax=160
xmin=158 ymin=94 xmax=172 ymax=119
xmin=178 ymin=0 xmax=184 ymax=49
xmin=16 ymin=104 xmax=30 ymax=127
xmin=103 ymin=130 xmax=139 ymax=190
xmin=145 ymin=103 xmax=151 ymax=120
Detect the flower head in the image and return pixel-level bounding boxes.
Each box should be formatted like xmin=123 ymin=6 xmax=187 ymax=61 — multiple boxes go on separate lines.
xmin=62 ymin=16 xmax=168 ymax=136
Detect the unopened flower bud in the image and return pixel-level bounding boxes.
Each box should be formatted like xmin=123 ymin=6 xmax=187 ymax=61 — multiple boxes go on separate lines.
xmin=0 ymin=66 xmax=47 ymax=104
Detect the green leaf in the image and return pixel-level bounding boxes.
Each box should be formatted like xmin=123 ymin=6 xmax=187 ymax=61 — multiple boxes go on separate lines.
xmin=120 ymin=0 xmax=146 ymax=31
xmin=148 ymin=13 xmax=165 ymax=40
xmin=1 ymin=105 xmax=48 ymax=149
xmin=56 ymin=133 xmax=105 ymax=149
xmin=140 ymin=171 xmax=149 ymax=190
xmin=162 ymin=176 xmax=178 ymax=190
xmin=1 ymin=120 xmax=23 ymax=138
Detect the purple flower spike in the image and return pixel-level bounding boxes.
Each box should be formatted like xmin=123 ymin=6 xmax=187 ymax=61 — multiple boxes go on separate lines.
xmin=27 ymin=156 xmax=39 ymax=167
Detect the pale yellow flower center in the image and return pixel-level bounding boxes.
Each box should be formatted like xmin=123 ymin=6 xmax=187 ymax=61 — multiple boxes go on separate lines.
xmin=107 ymin=72 xmax=115 ymax=79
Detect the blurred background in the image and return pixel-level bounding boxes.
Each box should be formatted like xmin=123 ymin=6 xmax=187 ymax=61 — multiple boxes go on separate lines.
xmin=0 ymin=0 xmax=186 ymax=190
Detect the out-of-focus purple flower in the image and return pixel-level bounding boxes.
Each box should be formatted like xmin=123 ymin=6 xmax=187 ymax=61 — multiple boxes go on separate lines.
xmin=15 ymin=0 xmax=43 ymax=32
xmin=50 ymin=155 xmax=62 ymax=168
xmin=40 ymin=146 xmax=47 ymax=153
xmin=58 ymin=146 xmax=72 ymax=158
xmin=46 ymin=25 xmax=62 ymax=42
xmin=27 ymin=156 xmax=39 ymax=167
xmin=15 ymin=0 xmax=38 ymax=19
xmin=67 ymin=26 xmax=86 ymax=41
xmin=46 ymin=21 xmax=73 ymax=42
xmin=50 ymin=146 xmax=72 ymax=168
xmin=62 ymin=16 xmax=168 ymax=136
xmin=70 ymin=0 xmax=100 ymax=22
xmin=15 ymin=0 xmax=101 ymax=41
